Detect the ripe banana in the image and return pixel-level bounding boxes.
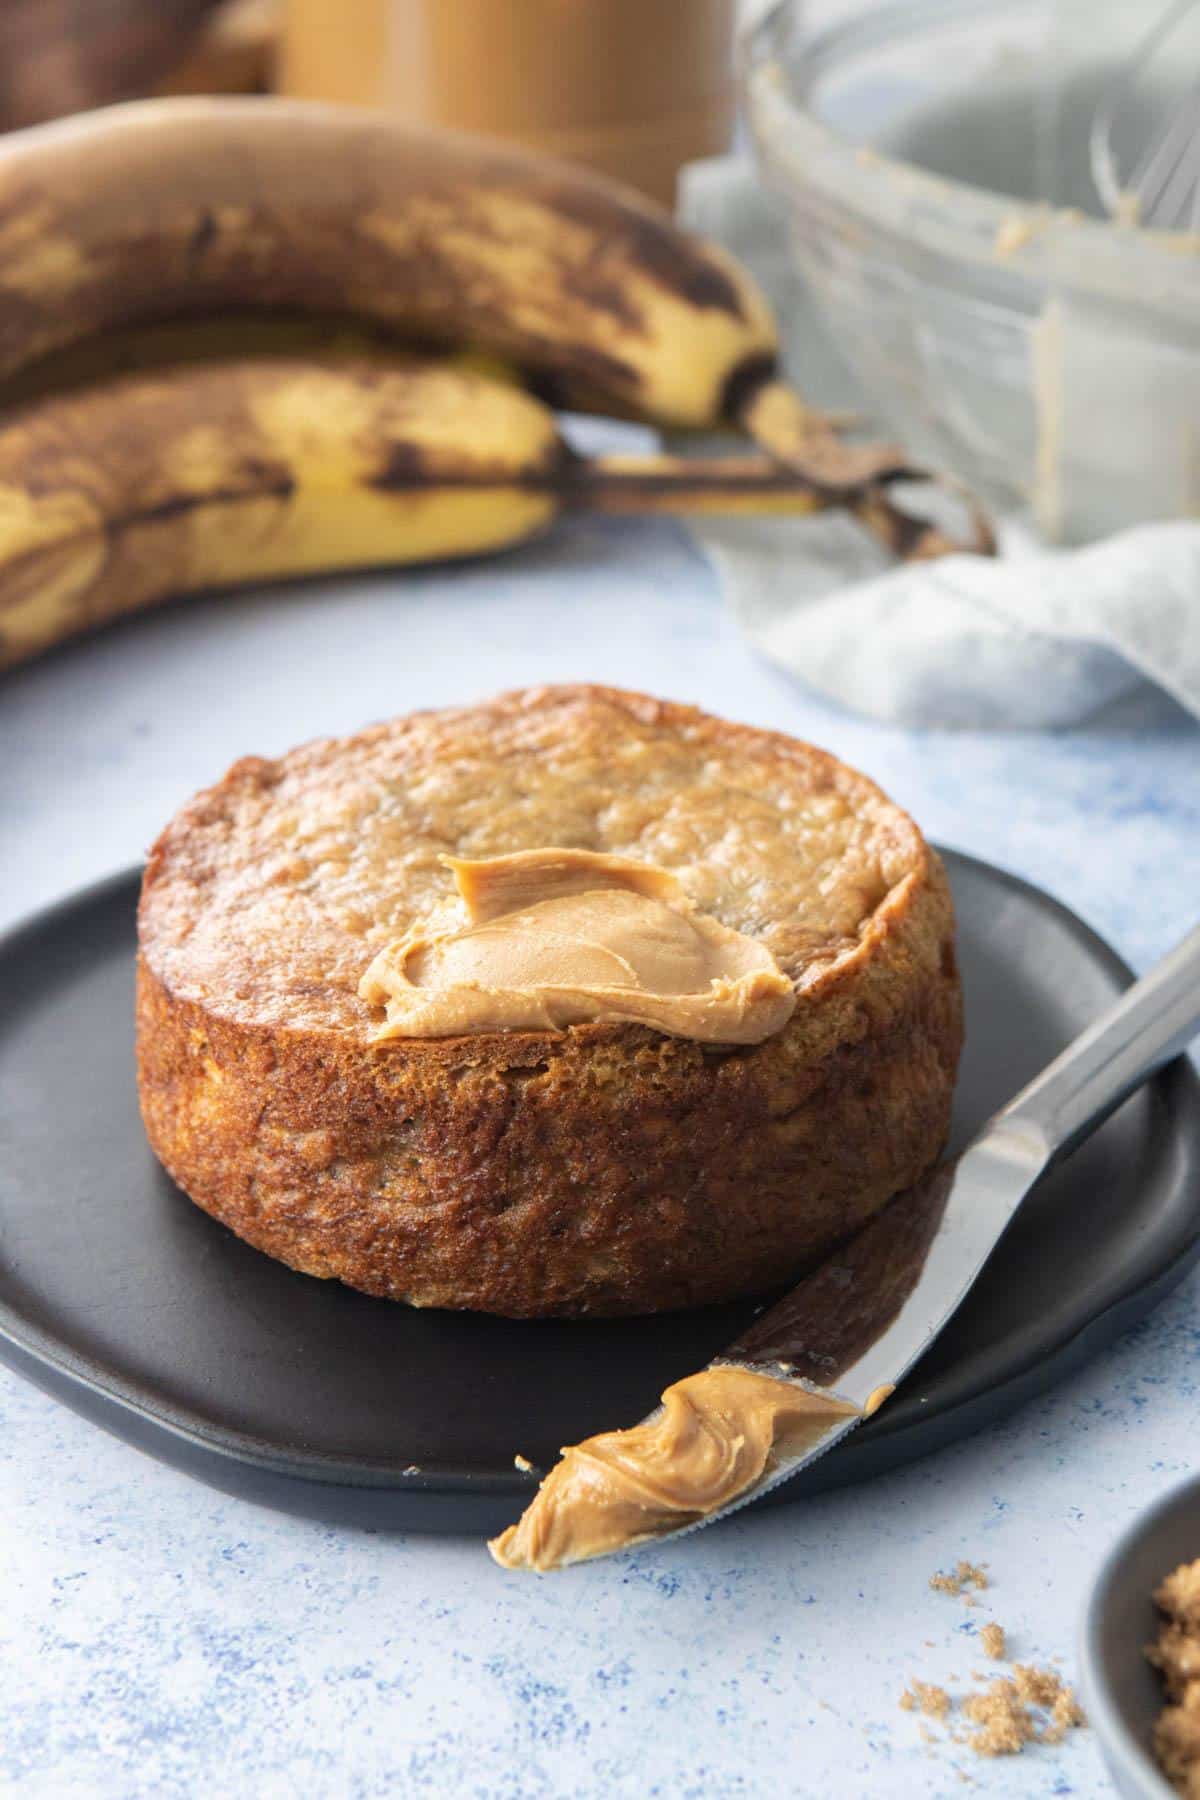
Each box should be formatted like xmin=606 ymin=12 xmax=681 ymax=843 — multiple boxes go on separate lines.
xmin=0 ymin=98 xmax=769 ymax=422
xmin=0 ymin=354 xmax=848 ymax=670
xmin=0 ymin=97 xmax=991 ymax=559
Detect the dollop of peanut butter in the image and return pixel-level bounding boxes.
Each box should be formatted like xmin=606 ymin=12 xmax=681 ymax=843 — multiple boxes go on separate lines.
xmin=359 ymin=848 xmax=795 ymax=1043
xmin=488 ymin=1366 xmax=859 ymax=1572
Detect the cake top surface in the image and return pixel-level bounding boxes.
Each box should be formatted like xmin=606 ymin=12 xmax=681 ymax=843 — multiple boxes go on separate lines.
xmin=138 ymin=684 xmax=928 ymax=1035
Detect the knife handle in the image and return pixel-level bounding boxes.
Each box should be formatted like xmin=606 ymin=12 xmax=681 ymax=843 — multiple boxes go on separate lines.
xmin=1000 ymin=920 xmax=1200 ymax=1166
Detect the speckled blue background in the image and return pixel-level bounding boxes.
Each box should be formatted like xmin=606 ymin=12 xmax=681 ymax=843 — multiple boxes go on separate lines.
xmin=2 ymin=511 xmax=1198 ymax=1797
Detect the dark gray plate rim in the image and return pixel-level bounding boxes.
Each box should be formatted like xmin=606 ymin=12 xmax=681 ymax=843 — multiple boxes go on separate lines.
xmin=0 ymin=851 xmax=1198 ymax=1521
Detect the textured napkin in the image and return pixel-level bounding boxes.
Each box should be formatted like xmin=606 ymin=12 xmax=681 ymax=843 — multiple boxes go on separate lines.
xmin=679 ymin=156 xmax=1200 ymax=729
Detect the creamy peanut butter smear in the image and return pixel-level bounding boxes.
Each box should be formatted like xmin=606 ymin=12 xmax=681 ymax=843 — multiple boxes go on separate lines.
xmin=488 ymin=1365 xmax=859 ymax=1572
xmin=359 ymin=848 xmax=796 ymax=1043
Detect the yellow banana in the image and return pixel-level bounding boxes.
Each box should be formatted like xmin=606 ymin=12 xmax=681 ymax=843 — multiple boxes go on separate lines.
xmin=0 ymin=97 xmax=991 ymax=560
xmin=0 ymin=353 xmax=844 ymax=670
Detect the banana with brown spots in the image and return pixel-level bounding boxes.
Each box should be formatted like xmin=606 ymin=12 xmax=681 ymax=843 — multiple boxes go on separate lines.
xmin=0 ymin=352 xmax=867 ymax=669
xmin=0 ymin=96 xmax=992 ymax=573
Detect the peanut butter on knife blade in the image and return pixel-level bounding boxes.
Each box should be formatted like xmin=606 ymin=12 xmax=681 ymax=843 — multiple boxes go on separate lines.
xmin=488 ymin=1367 xmax=858 ymax=1573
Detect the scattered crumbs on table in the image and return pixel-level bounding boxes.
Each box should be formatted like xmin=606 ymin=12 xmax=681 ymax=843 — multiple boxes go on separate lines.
xmin=899 ymin=1565 xmax=1086 ymax=1763
xmin=900 ymin=1681 xmax=951 ymax=1720
xmin=960 ymin=1668 xmax=1084 ymax=1757
xmin=962 ymin=1679 xmax=1035 ymax=1755
xmin=513 ymin=1454 xmax=534 ymax=1473
xmin=930 ymin=1560 xmax=990 ymax=1597
xmin=1013 ymin=1663 xmax=1063 ymax=1708
xmin=1039 ymin=1685 xmax=1087 ymax=1747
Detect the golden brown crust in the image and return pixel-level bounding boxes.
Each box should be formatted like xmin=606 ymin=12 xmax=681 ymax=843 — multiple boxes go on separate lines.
xmin=135 ymin=685 xmax=962 ymax=1317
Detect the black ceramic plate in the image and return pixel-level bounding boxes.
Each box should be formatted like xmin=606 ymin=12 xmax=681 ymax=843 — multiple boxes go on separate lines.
xmin=1 ymin=852 xmax=1198 ymax=1536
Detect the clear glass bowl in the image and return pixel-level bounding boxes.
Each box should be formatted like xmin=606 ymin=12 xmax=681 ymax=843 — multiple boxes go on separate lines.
xmin=742 ymin=0 xmax=1200 ymax=542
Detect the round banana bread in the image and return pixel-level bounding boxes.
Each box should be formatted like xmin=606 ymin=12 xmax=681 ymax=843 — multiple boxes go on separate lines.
xmin=135 ymin=685 xmax=962 ymax=1317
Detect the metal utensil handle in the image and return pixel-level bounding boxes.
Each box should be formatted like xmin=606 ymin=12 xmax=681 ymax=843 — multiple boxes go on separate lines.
xmin=1002 ymin=922 xmax=1200 ymax=1165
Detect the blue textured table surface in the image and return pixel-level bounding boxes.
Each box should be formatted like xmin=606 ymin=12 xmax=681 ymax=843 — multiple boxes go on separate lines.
xmin=2 ymin=514 xmax=1197 ymax=1798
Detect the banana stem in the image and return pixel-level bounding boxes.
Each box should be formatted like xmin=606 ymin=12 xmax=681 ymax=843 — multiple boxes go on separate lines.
xmin=734 ymin=377 xmax=996 ymax=560
xmin=561 ymin=452 xmax=829 ymax=518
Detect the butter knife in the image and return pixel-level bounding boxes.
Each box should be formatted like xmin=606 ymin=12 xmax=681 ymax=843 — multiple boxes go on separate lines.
xmin=671 ymin=917 xmax=1200 ymax=1538
xmin=491 ymin=917 xmax=1200 ymax=1574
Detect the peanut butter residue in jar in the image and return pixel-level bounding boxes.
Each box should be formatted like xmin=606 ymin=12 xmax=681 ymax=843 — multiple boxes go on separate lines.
xmin=488 ymin=1365 xmax=859 ymax=1572
xmin=359 ymin=848 xmax=796 ymax=1044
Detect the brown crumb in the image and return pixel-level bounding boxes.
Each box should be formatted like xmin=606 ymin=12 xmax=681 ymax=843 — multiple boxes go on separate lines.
xmin=962 ymin=1679 xmax=1035 ymax=1756
xmin=1016 ymin=1664 xmax=1085 ymax=1742
xmin=1013 ymin=1663 xmax=1062 ymax=1708
xmin=1040 ymin=1685 xmax=1086 ymax=1746
xmin=1148 ymin=1558 xmax=1200 ymax=1794
xmin=513 ymin=1454 xmax=534 ymax=1473
xmin=931 ymin=1560 xmax=990 ymax=1598
xmin=900 ymin=1681 xmax=952 ymax=1720
xmin=980 ymin=1623 xmax=1006 ymax=1661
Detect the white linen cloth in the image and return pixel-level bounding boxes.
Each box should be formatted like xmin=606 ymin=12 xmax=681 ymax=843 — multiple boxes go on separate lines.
xmin=679 ymin=156 xmax=1200 ymax=728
